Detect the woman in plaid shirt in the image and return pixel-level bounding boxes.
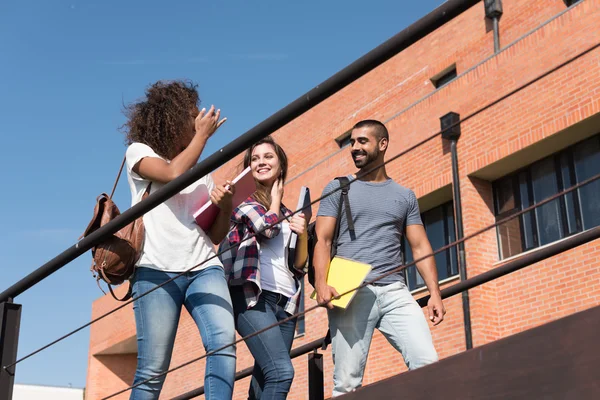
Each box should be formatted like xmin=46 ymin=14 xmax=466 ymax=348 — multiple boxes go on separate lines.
xmin=219 ymin=136 xmax=308 ymax=399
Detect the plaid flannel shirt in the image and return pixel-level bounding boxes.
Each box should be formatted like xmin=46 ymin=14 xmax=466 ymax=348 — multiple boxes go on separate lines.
xmin=219 ymin=197 xmax=306 ymax=315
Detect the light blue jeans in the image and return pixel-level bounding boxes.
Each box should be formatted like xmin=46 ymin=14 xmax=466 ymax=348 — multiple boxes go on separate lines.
xmin=129 ymin=265 xmax=236 ymax=400
xmin=328 ymin=281 xmax=438 ymax=396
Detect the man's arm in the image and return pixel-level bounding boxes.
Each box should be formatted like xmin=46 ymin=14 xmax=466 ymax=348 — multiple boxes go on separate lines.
xmin=406 ymin=224 xmax=446 ymax=325
xmin=313 ymin=216 xmax=340 ymax=309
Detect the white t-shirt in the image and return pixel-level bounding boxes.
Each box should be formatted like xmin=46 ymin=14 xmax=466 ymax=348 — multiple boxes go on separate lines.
xmin=125 ymin=142 xmax=223 ymax=272
xmin=259 ymin=222 xmax=297 ymax=298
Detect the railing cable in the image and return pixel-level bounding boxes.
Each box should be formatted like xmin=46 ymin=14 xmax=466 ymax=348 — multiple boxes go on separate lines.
xmin=102 ymin=169 xmax=600 ymax=399
xmin=98 ymin=40 xmax=600 ymax=398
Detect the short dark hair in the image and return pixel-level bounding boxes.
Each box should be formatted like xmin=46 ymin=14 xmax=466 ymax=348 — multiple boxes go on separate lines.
xmin=352 ymin=119 xmax=389 ymax=141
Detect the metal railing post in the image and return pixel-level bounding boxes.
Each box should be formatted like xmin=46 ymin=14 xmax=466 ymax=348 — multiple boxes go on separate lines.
xmin=0 ymin=300 xmax=22 ymax=400
xmin=308 ymin=350 xmax=324 ymax=400
xmin=441 ymin=111 xmax=473 ymax=350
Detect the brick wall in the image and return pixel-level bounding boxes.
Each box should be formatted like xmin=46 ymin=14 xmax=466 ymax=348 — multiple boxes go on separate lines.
xmin=86 ymin=1 xmax=600 ymax=398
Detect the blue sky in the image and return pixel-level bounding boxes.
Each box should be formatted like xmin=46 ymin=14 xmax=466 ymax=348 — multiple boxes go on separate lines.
xmin=0 ymin=0 xmax=444 ymax=389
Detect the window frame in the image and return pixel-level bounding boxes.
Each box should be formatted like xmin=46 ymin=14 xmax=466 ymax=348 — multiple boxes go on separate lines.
xmin=564 ymin=0 xmax=582 ymax=8
xmin=430 ymin=64 xmax=458 ymax=89
xmin=493 ymin=134 xmax=599 ymax=260
xmin=402 ymin=200 xmax=459 ymax=291
xmin=335 ymin=130 xmax=352 ymax=149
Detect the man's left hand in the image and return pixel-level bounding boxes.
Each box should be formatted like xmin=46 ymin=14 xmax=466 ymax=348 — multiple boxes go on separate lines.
xmin=427 ymin=294 xmax=446 ymax=326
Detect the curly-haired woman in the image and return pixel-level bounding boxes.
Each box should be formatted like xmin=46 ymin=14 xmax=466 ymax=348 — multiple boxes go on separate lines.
xmin=122 ymin=80 xmax=236 ymax=400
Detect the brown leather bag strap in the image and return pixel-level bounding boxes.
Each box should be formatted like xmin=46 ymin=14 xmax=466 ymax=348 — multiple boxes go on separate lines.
xmin=99 ymin=268 xmax=133 ymax=301
xmin=107 ymin=282 xmax=133 ymax=302
xmin=110 ymin=156 xmax=127 ymax=199
xmin=142 ymin=182 xmax=152 ymax=199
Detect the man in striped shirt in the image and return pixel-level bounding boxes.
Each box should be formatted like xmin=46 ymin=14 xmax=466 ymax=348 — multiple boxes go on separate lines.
xmin=313 ymin=119 xmax=445 ymax=396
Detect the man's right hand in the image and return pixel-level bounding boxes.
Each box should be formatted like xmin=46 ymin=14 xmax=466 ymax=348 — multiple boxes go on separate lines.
xmin=316 ymin=284 xmax=340 ymax=310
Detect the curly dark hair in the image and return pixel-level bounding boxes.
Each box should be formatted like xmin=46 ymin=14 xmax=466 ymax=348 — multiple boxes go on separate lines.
xmin=121 ymin=80 xmax=200 ymax=160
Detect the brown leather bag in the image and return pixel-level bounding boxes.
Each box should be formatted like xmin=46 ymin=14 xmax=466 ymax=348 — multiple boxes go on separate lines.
xmin=81 ymin=157 xmax=150 ymax=301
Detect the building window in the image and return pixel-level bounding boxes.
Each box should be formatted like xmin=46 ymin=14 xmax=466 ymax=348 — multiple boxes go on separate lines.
xmin=431 ymin=64 xmax=457 ymax=89
xmin=564 ymin=0 xmax=582 ymax=7
xmin=402 ymin=201 xmax=459 ymax=291
xmin=335 ymin=130 xmax=351 ymax=148
xmin=493 ymin=134 xmax=600 ymax=259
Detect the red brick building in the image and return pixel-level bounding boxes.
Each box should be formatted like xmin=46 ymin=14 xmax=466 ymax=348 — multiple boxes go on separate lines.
xmin=85 ymin=0 xmax=600 ymax=398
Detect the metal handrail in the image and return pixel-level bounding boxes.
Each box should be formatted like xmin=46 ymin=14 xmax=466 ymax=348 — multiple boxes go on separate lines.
xmin=175 ymin=224 xmax=600 ymax=399
xmin=0 ymin=0 xmax=482 ymax=303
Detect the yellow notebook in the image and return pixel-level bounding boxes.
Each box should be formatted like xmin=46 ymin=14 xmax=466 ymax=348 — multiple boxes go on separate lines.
xmin=310 ymin=256 xmax=372 ymax=309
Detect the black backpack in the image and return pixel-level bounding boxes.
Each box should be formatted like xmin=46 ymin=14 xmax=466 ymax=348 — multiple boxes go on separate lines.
xmin=306 ymin=176 xmax=356 ymax=287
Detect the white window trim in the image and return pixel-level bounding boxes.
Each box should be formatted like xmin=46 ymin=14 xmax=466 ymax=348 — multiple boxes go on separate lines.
xmin=492 ymin=228 xmax=592 ymax=266
xmin=410 ymin=274 xmax=460 ymax=296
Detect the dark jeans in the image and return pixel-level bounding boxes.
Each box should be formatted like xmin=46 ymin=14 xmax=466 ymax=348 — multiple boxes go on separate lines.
xmin=231 ymin=287 xmax=297 ymax=400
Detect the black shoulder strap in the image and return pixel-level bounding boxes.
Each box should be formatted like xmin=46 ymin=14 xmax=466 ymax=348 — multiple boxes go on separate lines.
xmin=322 ymin=177 xmax=354 ymax=351
xmin=337 ymin=177 xmax=355 ymax=240
xmin=331 ymin=176 xmax=355 ymax=258
xmin=400 ymin=214 xmax=407 ymax=265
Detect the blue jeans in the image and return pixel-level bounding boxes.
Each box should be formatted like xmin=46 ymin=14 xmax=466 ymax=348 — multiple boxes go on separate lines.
xmin=130 ymin=266 xmax=236 ymax=400
xmin=231 ymin=287 xmax=297 ymax=400
xmin=328 ymin=281 xmax=438 ymax=397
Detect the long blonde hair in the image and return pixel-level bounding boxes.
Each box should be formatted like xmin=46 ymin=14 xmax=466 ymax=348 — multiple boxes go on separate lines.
xmin=243 ymin=136 xmax=288 ymax=209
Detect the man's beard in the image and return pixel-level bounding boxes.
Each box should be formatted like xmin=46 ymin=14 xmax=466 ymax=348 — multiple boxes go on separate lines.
xmin=352 ymin=149 xmax=379 ymax=169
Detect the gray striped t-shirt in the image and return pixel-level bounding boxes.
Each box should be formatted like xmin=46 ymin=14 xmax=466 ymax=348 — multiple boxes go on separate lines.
xmin=317 ymin=176 xmax=422 ymax=285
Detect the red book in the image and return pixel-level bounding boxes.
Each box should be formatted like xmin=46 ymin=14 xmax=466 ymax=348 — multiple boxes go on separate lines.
xmin=193 ymin=166 xmax=257 ymax=232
